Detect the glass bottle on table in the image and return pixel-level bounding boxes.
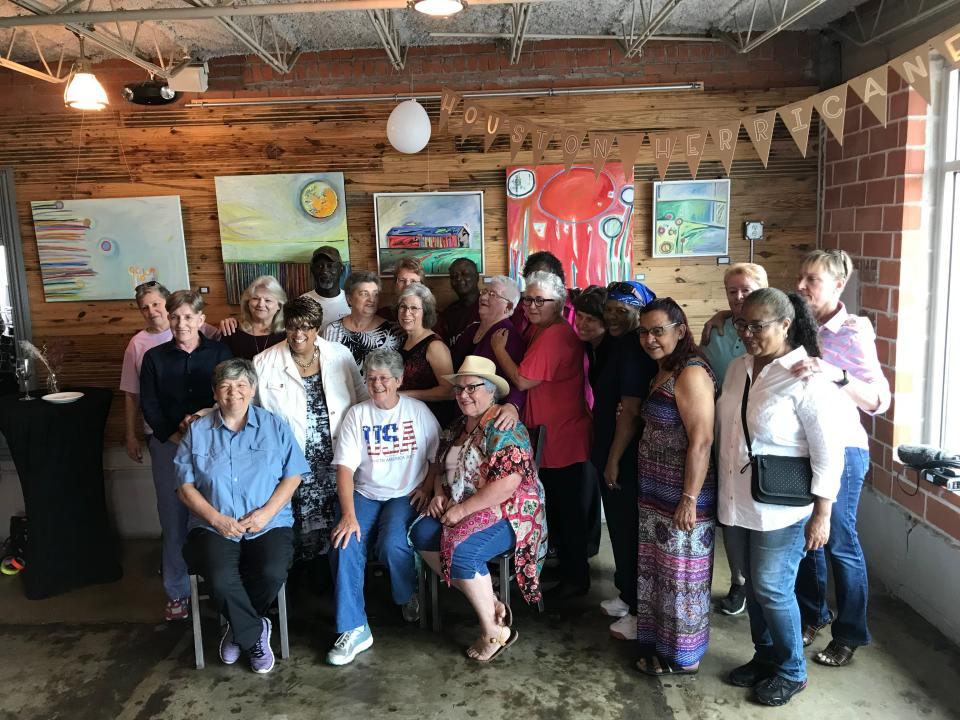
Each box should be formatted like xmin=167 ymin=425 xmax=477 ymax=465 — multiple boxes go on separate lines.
xmin=14 ymin=357 xmax=33 ymax=401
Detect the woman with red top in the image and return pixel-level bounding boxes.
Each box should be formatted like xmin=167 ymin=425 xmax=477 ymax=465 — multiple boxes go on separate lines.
xmin=492 ymin=270 xmax=592 ymax=601
xmin=397 ymin=283 xmax=456 ymax=426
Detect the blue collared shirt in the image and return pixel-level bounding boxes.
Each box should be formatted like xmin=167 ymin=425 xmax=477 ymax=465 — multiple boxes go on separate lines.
xmin=174 ymin=404 xmax=309 ymax=541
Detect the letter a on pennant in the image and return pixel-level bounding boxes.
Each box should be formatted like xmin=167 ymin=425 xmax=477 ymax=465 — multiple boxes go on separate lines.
xmin=649 ymin=132 xmax=675 ymax=180
xmin=709 ymin=121 xmax=740 ymax=175
xmin=438 ymin=87 xmax=462 ymax=131
xmin=848 ymin=66 xmax=889 ymax=127
xmin=811 ymin=86 xmax=848 ymax=146
xmin=889 ymin=48 xmax=932 ymax=105
xmin=589 ymin=132 xmax=615 ymax=178
xmin=777 ymin=98 xmax=815 ymax=158
xmin=744 ymin=110 xmax=778 ymax=168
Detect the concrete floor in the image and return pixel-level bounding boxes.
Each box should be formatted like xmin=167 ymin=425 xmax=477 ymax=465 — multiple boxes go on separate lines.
xmin=0 ymin=534 xmax=958 ymax=720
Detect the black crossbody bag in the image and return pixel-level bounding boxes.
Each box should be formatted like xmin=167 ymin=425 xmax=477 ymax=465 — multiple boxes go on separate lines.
xmin=740 ymin=375 xmax=815 ymax=506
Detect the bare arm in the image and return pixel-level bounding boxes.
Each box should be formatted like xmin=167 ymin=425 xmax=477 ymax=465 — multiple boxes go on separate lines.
xmin=123 ymin=392 xmax=144 ymax=463
xmin=673 ymin=365 xmax=715 ymax=531
xmin=491 ymin=334 xmax=542 ymax=390
xmin=603 ymin=396 xmax=643 ymax=488
xmin=330 ymin=464 xmax=361 ymax=548
xmin=441 ymin=472 xmax=523 ymax=527
xmin=700 ymin=310 xmax=732 ymax=345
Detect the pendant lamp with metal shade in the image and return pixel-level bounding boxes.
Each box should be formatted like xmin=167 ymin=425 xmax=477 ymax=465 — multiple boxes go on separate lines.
xmin=64 ymin=36 xmax=108 ymax=111
xmin=411 ymin=0 xmax=465 ymax=17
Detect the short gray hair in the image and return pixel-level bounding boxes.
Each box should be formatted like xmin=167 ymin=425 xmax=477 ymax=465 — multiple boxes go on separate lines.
xmin=363 ymin=347 xmax=404 ymax=379
xmin=212 ymin=358 xmax=258 ymax=388
xmin=135 ymin=281 xmax=170 ymax=305
xmin=166 ymin=289 xmax=204 ymax=314
xmin=487 ymin=275 xmax=521 ymax=310
xmin=344 ymin=270 xmax=382 ymax=298
xmin=398 ymin=282 xmax=438 ymax=328
xmin=525 ymin=271 xmax=566 ymax=302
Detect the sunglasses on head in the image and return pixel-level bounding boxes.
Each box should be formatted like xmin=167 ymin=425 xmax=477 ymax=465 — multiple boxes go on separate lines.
xmin=135 ymin=280 xmax=160 ymax=293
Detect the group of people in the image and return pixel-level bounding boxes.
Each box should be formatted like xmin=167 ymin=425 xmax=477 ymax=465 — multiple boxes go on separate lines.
xmin=119 ymin=242 xmax=886 ymax=706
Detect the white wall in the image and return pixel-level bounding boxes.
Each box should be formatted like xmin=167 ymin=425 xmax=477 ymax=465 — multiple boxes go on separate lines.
xmin=859 ymin=485 xmax=960 ymax=645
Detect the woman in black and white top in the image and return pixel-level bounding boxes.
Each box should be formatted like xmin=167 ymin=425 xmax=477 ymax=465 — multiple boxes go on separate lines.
xmin=714 ymin=288 xmax=846 ymax=708
xmin=323 ymin=271 xmax=402 ymax=369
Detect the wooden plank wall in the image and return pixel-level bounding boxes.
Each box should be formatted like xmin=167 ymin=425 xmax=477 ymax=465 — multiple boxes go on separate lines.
xmin=0 ymin=86 xmax=820 ymax=443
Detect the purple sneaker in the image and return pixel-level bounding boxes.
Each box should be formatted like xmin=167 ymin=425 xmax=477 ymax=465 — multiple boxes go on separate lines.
xmin=248 ymin=618 xmax=274 ymax=674
xmin=219 ymin=624 xmax=241 ymax=665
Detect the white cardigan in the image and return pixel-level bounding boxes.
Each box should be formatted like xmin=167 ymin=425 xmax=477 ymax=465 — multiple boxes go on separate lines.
xmin=253 ymin=337 xmax=367 ymax=451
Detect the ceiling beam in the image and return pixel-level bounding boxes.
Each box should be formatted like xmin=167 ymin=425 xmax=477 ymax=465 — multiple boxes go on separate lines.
xmin=620 ymin=0 xmax=684 ymax=59
xmin=0 ymin=0 xmax=559 ymax=29
xmin=716 ymin=0 xmax=829 ymax=54
xmin=828 ymin=0 xmax=960 ymax=46
xmin=509 ymin=3 xmax=533 ymax=65
xmin=366 ymin=9 xmax=406 ymax=71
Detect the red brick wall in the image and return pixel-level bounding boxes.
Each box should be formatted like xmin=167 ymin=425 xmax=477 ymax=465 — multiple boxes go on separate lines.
xmin=0 ymin=33 xmax=822 ymax=114
xmin=821 ymin=71 xmax=960 ymax=542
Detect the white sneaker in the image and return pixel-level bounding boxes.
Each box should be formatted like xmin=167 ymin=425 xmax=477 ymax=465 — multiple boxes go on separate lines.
xmin=600 ymin=596 xmax=630 ymax=617
xmin=326 ymin=625 xmax=373 ymax=666
xmin=609 ymin=613 xmax=637 ymax=640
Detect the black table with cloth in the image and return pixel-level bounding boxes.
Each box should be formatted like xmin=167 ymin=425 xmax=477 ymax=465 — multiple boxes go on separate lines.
xmin=0 ymin=387 xmax=122 ymax=599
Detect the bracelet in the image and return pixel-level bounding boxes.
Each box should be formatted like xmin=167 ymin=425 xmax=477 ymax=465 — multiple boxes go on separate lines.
xmin=682 ymin=492 xmax=697 ymax=502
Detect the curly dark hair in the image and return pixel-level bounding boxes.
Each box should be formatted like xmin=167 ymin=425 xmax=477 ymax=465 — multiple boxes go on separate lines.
xmin=523 ymin=251 xmax=566 ymax=285
xmin=283 ymin=296 xmax=324 ymax=330
xmin=573 ymin=285 xmax=607 ymax=320
xmin=639 ymin=297 xmax=703 ymax=372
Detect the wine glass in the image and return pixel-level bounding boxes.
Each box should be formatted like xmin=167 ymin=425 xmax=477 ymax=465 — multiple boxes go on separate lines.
xmin=14 ymin=357 xmax=33 ymax=401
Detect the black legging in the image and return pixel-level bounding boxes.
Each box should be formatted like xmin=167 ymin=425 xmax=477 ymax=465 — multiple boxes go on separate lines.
xmin=540 ymin=462 xmax=590 ymax=589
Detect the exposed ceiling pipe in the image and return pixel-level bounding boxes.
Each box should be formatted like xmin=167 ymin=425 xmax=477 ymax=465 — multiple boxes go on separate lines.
xmin=429 ymin=32 xmax=725 ymax=41
xmin=185 ymin=81 xmax=704 ymax=108
xmin=0 ymin=0 xmax=558 ymax=29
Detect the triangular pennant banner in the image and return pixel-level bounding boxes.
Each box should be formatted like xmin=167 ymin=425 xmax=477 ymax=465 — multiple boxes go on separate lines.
xmin=778 ymin=98 xmax=815 ymax=157
xmin=589 ymin=132 xmax=616 ymax=178
xmin=849 ymin=66 xmax=889 ymax=127
xmin=559 ymin=128 xmax=586 ymax=171
xmin=461 ymin=100 xmax=484 ymax=138
xmin=889 ymin=47 xmax=933 ymax=105
xmin=530 ymin=124 xmax=554 ymax=165
xmin=744 ymin=110 xmax=778 ymax=168
xmin=812 ymin=86 xmax=848 ymax=145
xmin=676 ymin=129 xmax=708 ymax=179
xmin=508 ymin=118 xmax=530 ymax=162
xmin=708 ymin=121 xmax=740 ymax=175
xmin=482 ymin=111 xmax=505 ymax=152
xmin=616 ymin=133 xmax=645 ymax=175
xmin=649 ymin=132 xmax=675 ymax=180
xmin=930 ymin=24 xmax=960 ymax=68
xmin=438 ymin=87 xmax=461 ymax=131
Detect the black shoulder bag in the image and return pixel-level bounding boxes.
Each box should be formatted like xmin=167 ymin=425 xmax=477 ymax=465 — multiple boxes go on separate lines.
xmin=740 ymin=375 xmax=815 ymax=506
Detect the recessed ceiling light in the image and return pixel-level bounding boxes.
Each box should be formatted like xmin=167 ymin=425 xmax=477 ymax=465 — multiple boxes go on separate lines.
xmin=412 ymin=0 xmax=465 ymax=17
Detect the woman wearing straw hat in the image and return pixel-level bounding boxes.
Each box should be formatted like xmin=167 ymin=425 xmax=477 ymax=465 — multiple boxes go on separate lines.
xmin=410 ymin=355 xmax=547 ymax=663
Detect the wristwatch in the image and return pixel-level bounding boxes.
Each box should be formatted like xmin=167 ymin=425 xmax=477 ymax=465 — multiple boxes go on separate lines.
xmin=835 ymin=369 xmax=850 ymax=388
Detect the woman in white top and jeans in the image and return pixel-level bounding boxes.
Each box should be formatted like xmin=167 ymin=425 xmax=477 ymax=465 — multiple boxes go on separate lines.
xmin=715 ymin=288 xmax=846 ymax=707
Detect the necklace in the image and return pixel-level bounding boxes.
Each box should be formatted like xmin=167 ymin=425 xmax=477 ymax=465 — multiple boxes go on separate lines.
xmin=252 ymin=332 xmax=271 ymax=355
xmin=291 ymin=347 xmax=319 ymax=368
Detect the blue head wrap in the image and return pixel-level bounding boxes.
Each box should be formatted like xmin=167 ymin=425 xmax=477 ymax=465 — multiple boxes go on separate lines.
xmin=607 ymin=280 xmax=656 ymax=308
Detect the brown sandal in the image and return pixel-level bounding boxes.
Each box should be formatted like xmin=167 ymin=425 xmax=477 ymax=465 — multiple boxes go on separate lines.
xmin=465 ymin=626 xmax=519 ymax=663
xmin=802 ymin=610 xmax=835 ymax=647
xmin=813 ymin=639 xmax=856 ymax=667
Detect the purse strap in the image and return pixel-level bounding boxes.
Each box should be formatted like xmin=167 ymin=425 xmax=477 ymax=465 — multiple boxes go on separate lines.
xmin=739 ymin=374 xmax=754 ymax=474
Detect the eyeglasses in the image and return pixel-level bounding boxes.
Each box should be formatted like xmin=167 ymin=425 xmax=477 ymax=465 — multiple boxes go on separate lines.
xmin=480 ymin=288 xmax=511 ymax=304
xmin=365 ymin=374 xmax=397 ymax=386
xmin=452 ymin=382 xmax=486 ymax=396
xmin=734 ymin=319 xmax=780 ymax=335
xmin=285 ymin=324 xmax=317 ymax=333
xmin=521 ymin=296 xmax=557 ymax=308
xmin=397 ymin=303 xmax=422 ymax=314
xmin=638 ymin=322 xmax=679 ymax=337
xmin=135 ymin=280 xmax=160 ymax=293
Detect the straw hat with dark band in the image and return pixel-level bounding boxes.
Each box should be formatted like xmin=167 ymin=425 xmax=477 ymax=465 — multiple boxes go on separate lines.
xmin=442 ymin=355 xmax=510 ymax=399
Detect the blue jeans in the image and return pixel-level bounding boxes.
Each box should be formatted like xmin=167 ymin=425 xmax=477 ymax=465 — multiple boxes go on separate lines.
xmin=731 ymin=519 xmax=809 ymax=683
xmin=795 ymin=447 xmax=871 ymax=647
xmin=410 ymin=517 xmax=515 ymax=579
xmin=329 ymin=491 xmax=418 ymax=633
xmin=148 ymin=435 xmax=190 ymax=602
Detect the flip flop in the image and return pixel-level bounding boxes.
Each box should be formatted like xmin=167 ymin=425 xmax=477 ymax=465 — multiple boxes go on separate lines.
xmin=636 ymin=654 xmax=699 ymax=677
xmin=466 ymin=626 xmax=519 ymax=663
xmin=496 ymin=600 xmax=513 ymax=628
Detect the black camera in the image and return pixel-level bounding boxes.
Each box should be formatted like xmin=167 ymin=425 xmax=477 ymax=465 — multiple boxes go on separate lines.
xmin=897 ymin=445 xmax=960 ymax=492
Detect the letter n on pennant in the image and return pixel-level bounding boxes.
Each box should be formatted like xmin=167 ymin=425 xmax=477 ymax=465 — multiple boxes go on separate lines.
xmin=889 ymin=48 xmax=932 ymax=105
xmin=589 ymin=132 xmax=615 ymax=178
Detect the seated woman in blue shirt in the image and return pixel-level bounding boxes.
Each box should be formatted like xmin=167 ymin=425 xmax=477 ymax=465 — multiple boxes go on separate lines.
xmin=176 ymin=358 xmax=309 ymax=675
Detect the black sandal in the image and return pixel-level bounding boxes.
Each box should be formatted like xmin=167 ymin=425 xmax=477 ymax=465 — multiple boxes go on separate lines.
xmin=636 ymin=654 xmax=699 ymax=677
xmin=813 ymin=639 xmax=856 ymax=667
xmin=801 ymin=610 xmax=835 ymax=647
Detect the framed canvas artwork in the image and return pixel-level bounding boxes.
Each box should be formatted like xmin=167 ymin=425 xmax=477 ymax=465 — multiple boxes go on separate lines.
xmin=506 ymin=164 xmax=634 ymax=288
xmin=373 ymin=191 xmax=484 ymax=276
xmin=652 ymin=179 xmax=730 ymax=258
xmin=215 ymin=172 xmax=349 ymax=303
xmin=30 ymin=196 xmax=189 ymax=302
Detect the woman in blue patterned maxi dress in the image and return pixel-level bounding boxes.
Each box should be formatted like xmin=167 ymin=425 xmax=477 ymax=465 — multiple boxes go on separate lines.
xmin=634 ymin=298 xmax=717 ymax=675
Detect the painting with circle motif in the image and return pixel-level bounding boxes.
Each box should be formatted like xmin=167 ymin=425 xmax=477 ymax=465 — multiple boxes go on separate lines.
xmin=652 ymin=179 xmax=730 ymax=258
xmin=215 ymin=171 xmax=350 ymax=303
xmin=30 ymin=195 xmax=189 ymax=302
xmin=506 ymin=163 xmax=634 ymax=288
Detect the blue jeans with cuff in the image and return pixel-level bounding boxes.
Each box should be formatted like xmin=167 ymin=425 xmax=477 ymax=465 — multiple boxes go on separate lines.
xmin=410 ymin=516 xmax=515 ymax=579
xmin=795 ymin=447 xmax=871 ymax=647
xmin=329 ymin=491 xmax=418 ymax=633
